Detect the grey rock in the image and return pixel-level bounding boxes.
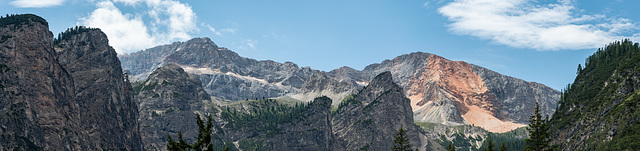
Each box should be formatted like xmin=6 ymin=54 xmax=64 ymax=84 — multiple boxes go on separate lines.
xmin=55 ymin=28 xmax=143 ymax=150
xmin=134 ymin=64 xmax=213 ymax=150
xmin=0 ymin=14 xmax=87 ymax=151
xmin=332 ymin=72 xmax=421 ymax=151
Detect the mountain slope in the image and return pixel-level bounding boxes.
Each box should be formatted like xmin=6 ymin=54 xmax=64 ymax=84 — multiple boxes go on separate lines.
xmin=352 ymin=52 xmax=559 ymax=132
xmin=550 ymin=39 xmax=640 ymax=150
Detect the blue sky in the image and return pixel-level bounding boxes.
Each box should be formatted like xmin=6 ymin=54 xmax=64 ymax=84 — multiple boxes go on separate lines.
xmin=3 ymin=0 xmax=640 ymax=90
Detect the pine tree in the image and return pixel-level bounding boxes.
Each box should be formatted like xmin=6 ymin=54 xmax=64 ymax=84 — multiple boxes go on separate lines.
xmin=500 ymin=142 xmax=507 ymax=151
xmin=446 ymin=142 xmax=455 ymax=151
xmin=525 ymin=103 xmax=551 ymax=151
xmin=484 ymin=135 xmax=495 ymax=151
xmin=392 ymin=125 xmax=413 ymax=151
xmin=167 ymin=114 xmax=229 ymax=151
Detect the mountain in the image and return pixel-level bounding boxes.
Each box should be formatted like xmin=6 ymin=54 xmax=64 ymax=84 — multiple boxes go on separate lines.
xmin=133 ymin=64 xmax=214 ymax=150
xmin=332 ymin=71 xmax=422 ymax=150
xmin=0 ymin=14 xmax=143 ymax=150
xmin=119 ymin=38 xmax=333 ymax=101
xmin=120 ymin=38 xmax=560 ymax=133
xmin=549 ymin=40 xmax=640 ymax=150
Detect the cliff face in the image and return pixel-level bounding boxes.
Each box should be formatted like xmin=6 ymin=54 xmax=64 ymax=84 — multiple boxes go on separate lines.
xmin=133 ymin=64 xmax=213 ymax=150
xmin=0 ymin=14 xmax=88 ymax=151
xmin=332 ymin=72 xmax=421 ymax=151
xmin=262 ymin=97 xmax=337 ymax=150
xmin=54 ymin=28 xmax=143 ymax=150
xmin=0 ymin=14 xmax=143 ymax=150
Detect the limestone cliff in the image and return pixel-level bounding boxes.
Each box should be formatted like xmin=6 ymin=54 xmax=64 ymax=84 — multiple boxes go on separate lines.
xmin=0 ymin=14 xmax=88 ymax=151
xmin=54 ymin=27 xmax=143 ymax=150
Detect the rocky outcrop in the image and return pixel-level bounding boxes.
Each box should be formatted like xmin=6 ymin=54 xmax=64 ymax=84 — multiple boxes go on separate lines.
xmin=0 ymin=14 xmax=88 ymax=151
xmin=134 ymin=64 xmax=213 ymax=150
xmin=332 ymin=72 xmax=421 ymax=151
xmin=54 ymin=27 xmax=143 ymax=150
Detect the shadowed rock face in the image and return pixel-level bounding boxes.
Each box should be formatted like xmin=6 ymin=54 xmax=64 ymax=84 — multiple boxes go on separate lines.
xmin=55 ymin=28 xmax=143 ymax=150
xmin=332 ymin=72 xmax=421 ymax=151
xmin=0 ymin=14 xmax=88 ymax=151
xmin=134 ymin=64 xmax=212 ymax=150
xmin=0 ymin=14 xmax=142 ymax=150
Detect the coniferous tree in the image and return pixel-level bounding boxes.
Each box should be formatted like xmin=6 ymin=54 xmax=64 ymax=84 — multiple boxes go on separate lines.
xmin=167 ymin=114 xmax=228 ymax=151
xmin=525 ymin=103 xmax=551 ymax=151
xmin=392 ymin=125 xmax=413 ymax=151
xmin=500 ymin=142 xmax=507 ymax=151
xmin=484 ymin=135 xmax=495 ymax=151
xmin=447 ymin=142 xmax=456 ymax=151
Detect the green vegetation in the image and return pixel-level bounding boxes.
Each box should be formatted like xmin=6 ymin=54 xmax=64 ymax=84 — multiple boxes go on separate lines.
xmin=392 ymin=125 xmax=413 ymax=151
xmin=220 ymin=99 xmax=310 ymax=136
xmin=525 ymin=103 xmax=550 ymax=151
xmin=167 ymin=114 xmax=230 ymax=151
xmin=424 ymin=123 xmax=526 ymax=151
xmin=53 ymin=26 xmax=96 ymax=45
xmin=550 ymin=39 xmax=640 ymax=150
xmin=238 ymin=139 xmax=263 ymax=151
xmin=483 ymin=135 xmax=494 ymax=151
xmin=332 ymin=94 xmax=359 ymax=114
xmin=0 ymin=14 xmax=47 ymax=28
xmin=446 ymin=142 xmax=455 ymax=151
xmin=414 ymin=121 xmax=437 ymax=130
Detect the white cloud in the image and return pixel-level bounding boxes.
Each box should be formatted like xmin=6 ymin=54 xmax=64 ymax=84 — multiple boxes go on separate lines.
xmin=245 ymin=39 xmax=257 ymax=48
xmin=80 ymin=0 xmax=199 ymax=54
xmin=80 ymin=1 xmax=155 ymax=54
xmin=11 ymin=0 xmax=65 ymax=8
xmin=438 ymin=0 xmax=637 ymax=50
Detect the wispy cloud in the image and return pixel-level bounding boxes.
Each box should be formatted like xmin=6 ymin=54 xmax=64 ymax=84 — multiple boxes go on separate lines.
xmin=80 ymin=0 xmax=199 ymax=54
xmin=203 ymin=23 xmax=235 ymax=36
xmin=11 ymin=0 xmax=65 ymax=8
xmin=438 ymin=0 xmax=637 ymax=50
